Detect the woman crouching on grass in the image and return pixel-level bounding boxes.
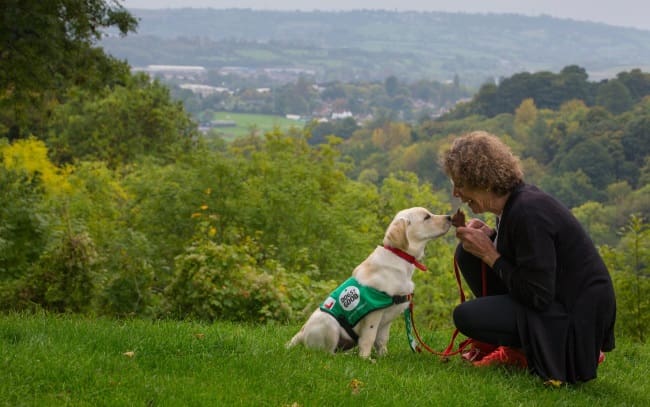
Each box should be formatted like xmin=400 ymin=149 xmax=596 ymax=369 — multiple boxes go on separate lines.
xmin=440 ymin=130 xmax=616 ymax=385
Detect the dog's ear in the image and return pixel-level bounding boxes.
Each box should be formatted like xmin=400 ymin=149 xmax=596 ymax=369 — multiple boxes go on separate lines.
xmin=384 ymin=217 xmax=409 ymax=251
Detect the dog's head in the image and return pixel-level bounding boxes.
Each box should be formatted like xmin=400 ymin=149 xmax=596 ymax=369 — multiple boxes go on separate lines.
xmin=383 ymin=207 xmax=451 ymax=258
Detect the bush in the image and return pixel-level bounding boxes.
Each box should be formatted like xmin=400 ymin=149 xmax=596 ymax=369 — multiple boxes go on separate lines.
xmin=0 ymin=168 xmax=48 ymax=281
xmin=93 ymin=229 xmax=158 ymax=317
xmin=16 ymin=230 xmax=98 ymax=313
xmin=163 ymin=221 xmax=328 ymax=322
xmin=0 ymin=141 xmax=50 ymax=281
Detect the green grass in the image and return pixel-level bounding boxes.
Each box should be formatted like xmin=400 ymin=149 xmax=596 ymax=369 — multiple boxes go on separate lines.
xmin=208 ymin=112 xmax=306 ymax=141
xmin=1 ymin=313 xmax=648 ymax=406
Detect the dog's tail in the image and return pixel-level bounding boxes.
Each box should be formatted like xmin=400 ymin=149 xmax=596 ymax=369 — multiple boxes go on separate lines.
xmin=285 ymin=330 xmax=304 ymax=349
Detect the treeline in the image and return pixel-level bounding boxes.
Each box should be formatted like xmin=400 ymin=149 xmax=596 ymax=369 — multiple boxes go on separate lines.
xmin=446 ymin=65 xmax=650 ymax=117
xmin=0 ymin=1 xmax=648 ymax=341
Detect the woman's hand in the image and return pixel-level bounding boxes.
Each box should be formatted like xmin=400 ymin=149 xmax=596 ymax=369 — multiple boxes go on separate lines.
xmin=456 ymin=219 xmax=500 ymax=267
xmin=466 ymin=218 xmax=495 ymax=237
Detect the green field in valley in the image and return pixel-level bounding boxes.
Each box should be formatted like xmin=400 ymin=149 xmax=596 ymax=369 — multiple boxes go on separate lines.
xmin=206 ymin=112 xmax=306 ymax=141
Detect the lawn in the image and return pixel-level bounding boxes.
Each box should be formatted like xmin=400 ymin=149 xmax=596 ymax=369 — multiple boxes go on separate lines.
xmin=206 ymin=112 xmax=306 ymax=141
xmin=1 ymin=313 xmax=648 ymax=406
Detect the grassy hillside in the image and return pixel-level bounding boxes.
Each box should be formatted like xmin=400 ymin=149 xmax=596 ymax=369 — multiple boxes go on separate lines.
xmin=206 ymin=112 xmax=306 ymax=141
xmin=1 ymin=313 xmax=648 ymax=406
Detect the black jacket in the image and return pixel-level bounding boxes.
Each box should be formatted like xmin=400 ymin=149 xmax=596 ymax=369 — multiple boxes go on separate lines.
xmin=492 ymin=184 xmax=616 ymax=383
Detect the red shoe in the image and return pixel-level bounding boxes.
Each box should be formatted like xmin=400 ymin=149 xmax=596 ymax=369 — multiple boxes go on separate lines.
xmin=461 ymin=340 xmax=498 ymax=362
xmin=473 ymin=346 xmax=528 ymax=368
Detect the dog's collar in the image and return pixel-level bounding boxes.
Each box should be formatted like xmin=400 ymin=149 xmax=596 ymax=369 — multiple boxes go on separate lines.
xmin=383 ymin=245 xmax=427 ymax=271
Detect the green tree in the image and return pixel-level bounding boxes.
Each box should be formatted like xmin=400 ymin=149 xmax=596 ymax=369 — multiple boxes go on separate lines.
xmin=22 ymin=229 xmax=98 ymax=313
xmin=46 ymin=75 xmax=197 ymax=167
xmin=526 ymin=116 xmax=551 ymax=164
xmin=540 ymin=170 xmax=604 ymax=208
xmin=616 ymin=69 xmax=650 ymax=102
xmin=555 ymin=139 xmax=616 ymax=189
xmin=558 ymin=65 xmax=592 ymax=104
xmin=596 ymin=79 xmax=634 ymax=114
xmin=0 ymin=137 xmax=63 ymax=282
xmin=513 ymin=98 xmax=538 ymax=145
xmin=473 ymin=82 xmax=499 ymax=117
xmin=572 ymin=201 xmax=616 ymax=246
xmin=602 ymin=215 xmax=650 ymax=342
xmin=122 ymin=153 xmax=229 ymax=274
xmin=0 ymin=0 xmax=137 ymax=136
xmin=273 ymin=77 xmax=318 ymax=116
xmin=621 ymin=114 xmax=650 ymax=171
xmin=639 ymin=157 xmax=650 ymax=186
xmin=61 ymin=161 xmax=157 ymax=317
xmin=384 ymin=76 xmax=399 ymax=97
xmin=0 ymin=166 xmax=47 ymax=281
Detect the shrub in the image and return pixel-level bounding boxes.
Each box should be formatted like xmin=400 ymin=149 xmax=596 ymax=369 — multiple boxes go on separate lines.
xmin=17 ymin=230 xmax=98 ymax=313
xmin=93 ymin=229 xmax=158 ymax=317
xmin=163 ymin=220 xmax=327 ymax=322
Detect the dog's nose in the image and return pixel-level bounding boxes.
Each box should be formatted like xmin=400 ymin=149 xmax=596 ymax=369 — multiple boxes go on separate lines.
xmin=446 ymin=215 xmax=452 ymax=221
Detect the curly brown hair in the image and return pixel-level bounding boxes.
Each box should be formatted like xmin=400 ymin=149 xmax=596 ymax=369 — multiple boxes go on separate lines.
xmin=441 ymin=131 xmax=524 ymax=196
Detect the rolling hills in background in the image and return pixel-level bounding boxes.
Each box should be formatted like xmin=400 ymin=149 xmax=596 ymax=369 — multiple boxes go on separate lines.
xmin=101 ymin=8 xmax=650 ymax=87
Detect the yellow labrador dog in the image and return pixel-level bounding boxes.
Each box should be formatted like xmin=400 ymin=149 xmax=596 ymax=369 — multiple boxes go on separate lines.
xmin=287 ymin=207 xmax=451 ymax=358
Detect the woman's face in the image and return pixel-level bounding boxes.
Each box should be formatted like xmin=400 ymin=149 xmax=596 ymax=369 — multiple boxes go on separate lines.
xmin=451 ymin=181 xmax=496 ymax=215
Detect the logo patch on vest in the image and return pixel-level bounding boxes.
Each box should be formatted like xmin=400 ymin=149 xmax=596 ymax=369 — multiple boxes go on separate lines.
xmin=339 ymin=286 xmax=361 ymax=310
xmin=322 ymin=297 xmax=336 ymax=310
xmin=320 ymin=277 xmax=406 ymax=329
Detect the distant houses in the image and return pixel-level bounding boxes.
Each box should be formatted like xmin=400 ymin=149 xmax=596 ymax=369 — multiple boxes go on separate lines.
xmin=331 ymin=111 xmax=352 ymax=120
xmin=132 ymin=64 xmax=316 ymax=84
xmin=179 ymin=84 xmax=233 ymax=96
xmin=132 ymin=65 xmax=207 ymax=81
xmin=132 ymin=64 xmax=457 ymax=128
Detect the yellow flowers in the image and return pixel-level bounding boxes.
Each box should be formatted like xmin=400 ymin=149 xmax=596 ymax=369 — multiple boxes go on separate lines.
xmin=1 ymin=137 xmax=71 ymax=194
xmin=191 ymin=204 xmax=209 ymax=219
xmin=191 ymin=203 xmax=218 ymax=237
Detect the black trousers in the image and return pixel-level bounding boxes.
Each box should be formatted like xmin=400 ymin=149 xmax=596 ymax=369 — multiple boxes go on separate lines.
xmin=452 ymin=244 xmax=521 ymax=347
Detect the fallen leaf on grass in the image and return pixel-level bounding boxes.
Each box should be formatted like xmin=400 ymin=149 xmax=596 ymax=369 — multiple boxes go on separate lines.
xmin=122 ymin=351 xmax=135 ymax=358
xmin=349 ymin=378 xmax=364 ymax=395
xmin=544 ymin=379 xmax=564 ymax=388
xmin=194 ymin=333 xmax=205 ymax=339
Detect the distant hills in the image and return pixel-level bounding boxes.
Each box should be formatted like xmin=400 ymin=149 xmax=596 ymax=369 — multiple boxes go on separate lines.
xmin=101 ymin=8 xmax=650 ymax=87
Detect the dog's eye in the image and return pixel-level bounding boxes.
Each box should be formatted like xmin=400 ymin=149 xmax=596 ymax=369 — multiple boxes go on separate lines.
xmin=424 ymin=214 xmax=431 ymax=220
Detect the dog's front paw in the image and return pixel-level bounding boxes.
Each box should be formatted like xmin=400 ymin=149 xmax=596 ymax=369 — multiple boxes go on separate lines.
xmin=376 ymin=346 xmax=388 ymax=356
xmin=359 ymin=347 xmax=372 ymax=359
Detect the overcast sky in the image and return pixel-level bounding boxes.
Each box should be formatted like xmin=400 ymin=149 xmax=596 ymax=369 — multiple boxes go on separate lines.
xmin=122 ymin=0 xmax=650 ymax=31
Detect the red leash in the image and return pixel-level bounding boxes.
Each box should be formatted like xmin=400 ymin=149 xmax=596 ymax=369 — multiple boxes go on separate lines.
xmin=407 ymin=256 xmax=487 ymax=358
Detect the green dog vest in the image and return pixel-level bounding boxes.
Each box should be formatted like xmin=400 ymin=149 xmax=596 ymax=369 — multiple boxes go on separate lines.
xmin=320 ymin=277 xmax=411 ymax=341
